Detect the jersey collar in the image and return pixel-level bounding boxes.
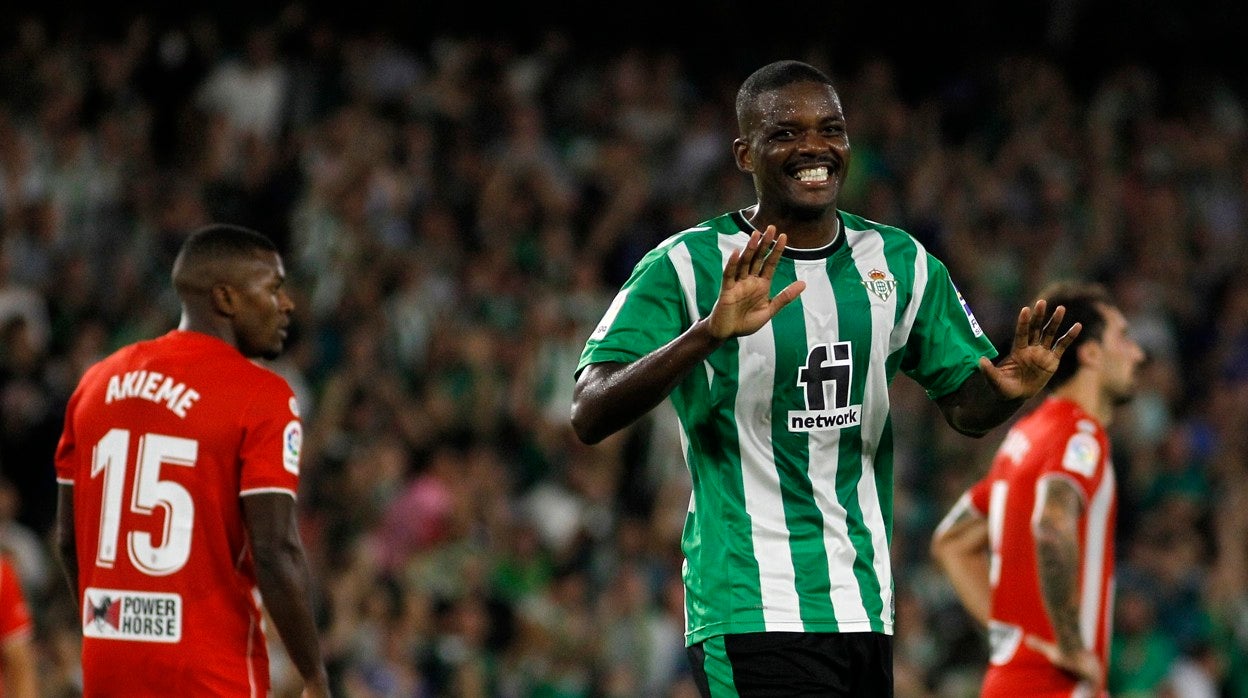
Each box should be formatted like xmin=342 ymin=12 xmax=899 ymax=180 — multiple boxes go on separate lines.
xmin=730 ymin=209 xmax=846 ymax=260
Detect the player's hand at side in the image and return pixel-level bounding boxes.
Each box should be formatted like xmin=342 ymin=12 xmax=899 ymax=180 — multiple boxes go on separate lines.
xmin=706 ymin=225 xmax=805 ymax=341
xmin=1025 ymin=634 xmax=1104 ymax=691
xmin=979 ymin=299 xmax=1081 ymax=401
xmin=301 ymin=683 xmax=331 ymax=698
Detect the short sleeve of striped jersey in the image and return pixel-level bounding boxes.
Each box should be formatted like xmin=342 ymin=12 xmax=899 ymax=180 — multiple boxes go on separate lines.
xmin=901 ymin=255 xmax=998 ymax=399
xmin=576 ymin=249 xmax=687 ymax=375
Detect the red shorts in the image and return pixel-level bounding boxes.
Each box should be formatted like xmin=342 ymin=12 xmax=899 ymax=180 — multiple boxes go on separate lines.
xmin=981 ymin=664 xmax=1104 ymax=698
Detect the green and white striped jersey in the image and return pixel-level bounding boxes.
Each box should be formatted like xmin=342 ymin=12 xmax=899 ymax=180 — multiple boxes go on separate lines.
xmin=576 ymin=209 xmax=997 ymax=645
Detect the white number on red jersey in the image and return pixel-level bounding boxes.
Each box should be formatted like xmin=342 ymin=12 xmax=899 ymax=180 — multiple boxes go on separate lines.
xmin=91 ymin=429 xmax=197 ymax=576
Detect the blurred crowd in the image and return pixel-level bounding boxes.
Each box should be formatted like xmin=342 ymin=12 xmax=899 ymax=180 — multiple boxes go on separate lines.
xmin=1 ymin=7 xmax=1247 ymax=697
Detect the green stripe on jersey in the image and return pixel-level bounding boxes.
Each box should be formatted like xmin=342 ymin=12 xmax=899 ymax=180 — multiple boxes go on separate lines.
xmin=577 ymin=209 xmax=997 ymax=645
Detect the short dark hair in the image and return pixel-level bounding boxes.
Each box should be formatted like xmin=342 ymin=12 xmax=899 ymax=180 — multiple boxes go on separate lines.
xmin=736 ymin=60 xmax=835 ymax=132
xmin=1036 ymin=280 xmax=1114 ymax=389
xmin=178 ymin=224 xmax=276 ymax=261
xmin=171 ymin=224 xmax=278 ymax=291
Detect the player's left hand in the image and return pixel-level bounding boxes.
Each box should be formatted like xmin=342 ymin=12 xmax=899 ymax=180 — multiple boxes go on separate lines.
xmin=978 ymin=299 xmax=1081 ymax=401
xmin=1025 ymin=634 xmax=1104 ymax=691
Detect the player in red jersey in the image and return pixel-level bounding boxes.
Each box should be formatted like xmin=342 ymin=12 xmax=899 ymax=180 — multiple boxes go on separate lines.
xmin=931 ymin=281 xmax=1144 ymax=698
xmin=0 ymin=555 xmax=36 ymax=698
xmin=53 ymin=225 xmax=330 ymax=697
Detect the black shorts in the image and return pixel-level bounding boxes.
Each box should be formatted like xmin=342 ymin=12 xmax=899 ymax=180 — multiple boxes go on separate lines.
xmin=686 ymin=631 xmax=894 ymax=697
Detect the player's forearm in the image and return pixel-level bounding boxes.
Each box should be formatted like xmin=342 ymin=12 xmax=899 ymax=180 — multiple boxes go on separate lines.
xmin=2 ymin=640 xmax=38 ymax=698
xmin=55 ymin=546 xmax=79 ymax=604
xmin=54 ymin=514 xmax=80 ymax=605
xmin=571 ymin=318 xmax=724 ymax=444
xmin=1035 ymin=522 xmax=1084 ymax=652
xmin=937 ymin=370 xmax=1027 ymax=437
xmin=253 ymin=544 xmax=329 ymax=689
xmin=931 ymin=504 xmax=992 ymax=626
xmin=936 ymin=552 xmax=991 ymax=626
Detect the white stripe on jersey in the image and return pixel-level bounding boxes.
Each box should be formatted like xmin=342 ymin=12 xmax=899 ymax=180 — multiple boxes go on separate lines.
xmin=722 ymin=233 xmax=803 ymax=628
xmin=667 ymin=240 xmax=702 ymax=516
xmin=668 ymin=241 xmax=709 ymax=388
xmin=1080 ymin=464 xmax=1114 ymax=649
xmin=795 ymin=256 xmax=870 ymax=624
xmin=846 ymin=226 xmax=897 ymax=626
xmin=887 ymin=235 xmax=929 ymax=355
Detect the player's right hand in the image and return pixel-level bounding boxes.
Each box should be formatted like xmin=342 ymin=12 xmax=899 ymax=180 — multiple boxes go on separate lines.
xmin=1024 ymin=634 xmax=1104 ymax=691
xmin=707 ymin=225 xmax=805 ymax=341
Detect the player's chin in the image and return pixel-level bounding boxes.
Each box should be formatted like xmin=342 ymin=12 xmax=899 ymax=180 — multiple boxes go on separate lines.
xmin=255 ymin=335 xmax=285 ymax=361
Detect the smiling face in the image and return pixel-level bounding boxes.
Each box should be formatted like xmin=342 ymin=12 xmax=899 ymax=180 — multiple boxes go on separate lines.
xmin=734 ymin=80 xmax=850 ymax=222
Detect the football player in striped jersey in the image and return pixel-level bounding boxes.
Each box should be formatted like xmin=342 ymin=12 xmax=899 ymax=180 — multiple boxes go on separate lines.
xmin=573 ymin=59 xmax=1080 ymax=697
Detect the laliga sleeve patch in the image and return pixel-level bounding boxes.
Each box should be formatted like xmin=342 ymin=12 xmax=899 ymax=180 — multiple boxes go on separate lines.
xmin=590 ymin=289 xmax=629 ymax=341
xmin=955 ymin=286 xmax=985 ymax=337
xmin=1061 ymin=432 xmax=1099 ymax=478
xmin=283 ymin=421 xmax=302 ymax=474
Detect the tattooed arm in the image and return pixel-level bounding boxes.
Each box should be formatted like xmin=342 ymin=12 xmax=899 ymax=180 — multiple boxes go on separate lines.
xmin=1030 ymin=475 xmax=1103 ymax=688
xmin=931 ymin=492 xmax=992 ymax=627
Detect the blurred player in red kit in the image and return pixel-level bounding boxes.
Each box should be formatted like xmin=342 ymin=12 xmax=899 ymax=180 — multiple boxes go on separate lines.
xmin=931 ymin=281 xmax=1145 ymax=697
xmin=54 ymin=224 xmax=330 ymax=697
xmin=0 ymin=555 xmax=35 ymax=698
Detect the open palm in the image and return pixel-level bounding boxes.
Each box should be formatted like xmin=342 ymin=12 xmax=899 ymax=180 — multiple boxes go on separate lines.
xmin=980 ymin=300 xmax=1082 ymax=400
xmin=707 ymin=225 xmax=806 ymax=341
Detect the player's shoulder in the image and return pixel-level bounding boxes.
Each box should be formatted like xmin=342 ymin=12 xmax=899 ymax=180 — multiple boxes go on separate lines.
xmin=1028 ymin=397 xmax=1104 ymax=437
xmin=840 ymin=210 xmax=918 ymax=243
xmin=659 ymin=211 xmax=749 ymax=251
xmin=74 ymin=339 xmax=154 ymax=390
xmin=1018 ymin=398 xmax=1108 ymax=477
xmin=840 ymin=210 xmax=935 ymax=261
xmin=229 ymin=361 xmax=298 ymax=406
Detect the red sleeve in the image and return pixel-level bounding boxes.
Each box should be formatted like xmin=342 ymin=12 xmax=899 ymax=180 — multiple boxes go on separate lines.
xmin=237 ymin=371 xmax=302 ymax=498
xmin=1036 ymin=419 xmax=1106 ymax=505
xmin=967 ymin=476 xmax=991 ymax=515
xmin=0 ymin=559 xmax=32 ymax=642
xmin=54 ymin=381 xmax=87 ymax=485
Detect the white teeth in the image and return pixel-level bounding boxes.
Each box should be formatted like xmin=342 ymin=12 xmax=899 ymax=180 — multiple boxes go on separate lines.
xmin=795 ymin=166 xmax=829 ymax=182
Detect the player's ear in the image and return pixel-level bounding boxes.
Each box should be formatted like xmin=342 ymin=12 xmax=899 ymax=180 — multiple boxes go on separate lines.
xmin=733 ymin=138 xmax=753 ymax=173
xmin=210 ymin=284 xmax=238 ymax=317
xmin=1077 ymin=336 xmax=1101 ymax=370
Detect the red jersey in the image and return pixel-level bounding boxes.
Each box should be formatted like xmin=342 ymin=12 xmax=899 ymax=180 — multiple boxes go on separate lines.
xmin=0 ymin=555 xmax=33 ymax=698
xmin=55 ymin=330 xmax=303 ymax=697
xmin=967 ymin=397 xmax=1116 ymax=698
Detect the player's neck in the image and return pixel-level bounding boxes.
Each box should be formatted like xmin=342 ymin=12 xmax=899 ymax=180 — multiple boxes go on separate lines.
xmin=745 ymin=205 xmax=840 ymax=250
xmin=1053 ymin=376 xmax=1112 ymax=426
xmin=178 ymin=313 xmax=237 ymax=350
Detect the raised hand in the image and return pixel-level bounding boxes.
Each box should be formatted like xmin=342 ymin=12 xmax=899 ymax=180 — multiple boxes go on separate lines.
xmin=706 ymin=225 xmax=806 ymax=341
xmin=979 ymin=299 xmax=1081 ymax=401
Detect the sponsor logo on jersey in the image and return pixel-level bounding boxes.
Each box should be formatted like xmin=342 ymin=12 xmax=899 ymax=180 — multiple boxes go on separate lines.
xmin=987 ymin=619 xmax=1024 ymax=665
xmin=861 ymin=268 xmax=897 ymax=302
xmin=83 ymin=588 xmax=181 ymax=643
xmin=283 ymin=421 xmax=302 ymax=474
xmin=790 ymin=342 xmax=862 ymax=432
xmin=955 ymin=287 xmax=985 ymax=337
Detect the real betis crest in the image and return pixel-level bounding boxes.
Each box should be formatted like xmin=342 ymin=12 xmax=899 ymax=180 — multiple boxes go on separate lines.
xmin=862 ymin=268 xmax=897 ymax=301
